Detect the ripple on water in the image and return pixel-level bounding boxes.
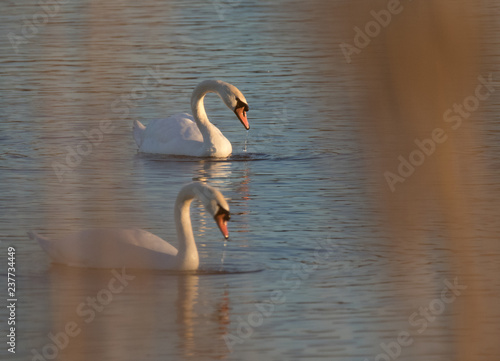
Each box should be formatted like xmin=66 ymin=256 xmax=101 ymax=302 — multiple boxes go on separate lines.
xmin=135 ymin=151 xmax=323 ymax=163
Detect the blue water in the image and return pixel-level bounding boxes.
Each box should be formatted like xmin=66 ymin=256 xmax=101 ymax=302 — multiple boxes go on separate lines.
xmin=1 ymin=1 xmax=500 ymax=360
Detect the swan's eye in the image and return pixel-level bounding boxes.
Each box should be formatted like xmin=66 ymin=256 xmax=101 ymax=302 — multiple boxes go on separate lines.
xmin=215 ymin=206 xmax=230 ymax=221
xmin=235 ymin=98 xmax=249 ymax=112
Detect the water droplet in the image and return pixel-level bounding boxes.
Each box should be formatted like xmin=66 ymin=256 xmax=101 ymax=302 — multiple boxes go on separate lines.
xmin=243 ymin=129 xmax=250 ymax=152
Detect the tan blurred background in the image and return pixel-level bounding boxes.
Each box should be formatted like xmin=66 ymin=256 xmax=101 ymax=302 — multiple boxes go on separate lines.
xmin=322 ymin=1 xmax=500 ymax=359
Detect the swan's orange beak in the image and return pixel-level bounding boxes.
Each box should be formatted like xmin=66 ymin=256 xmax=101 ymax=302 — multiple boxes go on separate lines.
xmin=215 ymin=213 xmax=230 ymax=239
xmin=235 ymin=106 xmax=250 ymax=130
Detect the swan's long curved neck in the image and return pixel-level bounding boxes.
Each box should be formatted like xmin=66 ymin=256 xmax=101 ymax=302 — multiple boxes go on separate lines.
xmin=190 ymin=80 xmax=224 ymax=143
xmin=174 ymin=183 xmax=200 ymax=268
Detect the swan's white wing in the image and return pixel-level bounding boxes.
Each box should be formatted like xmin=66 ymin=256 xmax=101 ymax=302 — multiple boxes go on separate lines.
xmin=138 ymin=113 xmax=204 ymax=156
xmin=30 ymin=229 xmax=180 ymax=270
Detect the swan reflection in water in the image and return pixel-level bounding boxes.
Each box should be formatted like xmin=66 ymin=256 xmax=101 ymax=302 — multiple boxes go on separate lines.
xmin=40 ymin=267 xmax=231 ymax=360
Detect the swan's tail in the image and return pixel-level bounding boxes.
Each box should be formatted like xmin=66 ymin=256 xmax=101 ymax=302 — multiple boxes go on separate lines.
xmin=133 ymin=120 xmax=146 ymax=147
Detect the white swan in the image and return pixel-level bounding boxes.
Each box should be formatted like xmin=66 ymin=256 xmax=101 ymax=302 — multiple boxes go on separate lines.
xmin=133 ymin=80 xmax=250 ymax=157
xmin=28 ymin=182 xmax=231 ymax=271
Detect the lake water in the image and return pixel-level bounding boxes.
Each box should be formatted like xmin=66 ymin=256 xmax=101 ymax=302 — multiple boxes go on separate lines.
xmin=1 ymin=1 xmax=500 ymax=360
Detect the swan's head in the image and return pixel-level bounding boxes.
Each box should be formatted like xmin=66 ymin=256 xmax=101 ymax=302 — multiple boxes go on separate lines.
xmin=216 ymin=81 xmax=250 ymax=130
xmin=193 ymin=183 xmax=231 ymax=239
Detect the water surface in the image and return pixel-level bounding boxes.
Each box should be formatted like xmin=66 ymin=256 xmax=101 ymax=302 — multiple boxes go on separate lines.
xmin=1 ymin=1 xmax=500 ymax=360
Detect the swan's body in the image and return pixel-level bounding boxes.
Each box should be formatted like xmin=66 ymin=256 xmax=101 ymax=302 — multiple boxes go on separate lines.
xmin=133 ymin=80 xmax=249 ymax=157
xmin=28 ymin=183 xmax=231 ymax=271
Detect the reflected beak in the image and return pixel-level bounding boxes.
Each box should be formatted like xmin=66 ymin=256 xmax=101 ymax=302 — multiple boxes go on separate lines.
xmin=215 ymin=213 xmax=230 ymax=239
xmin=235 ymin=106 xmax=250 ymax=130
